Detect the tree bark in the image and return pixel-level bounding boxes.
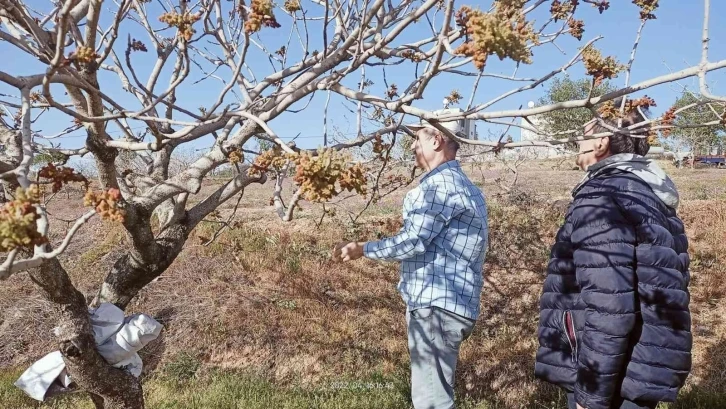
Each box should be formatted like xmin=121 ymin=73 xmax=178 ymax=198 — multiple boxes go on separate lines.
xmin=29 ymin=256 xmax=145 ymax=408
xmin=93 ymin=221 xmax=189 ymax=310
xmin=0 ymin=125 xmax=22 ymax=198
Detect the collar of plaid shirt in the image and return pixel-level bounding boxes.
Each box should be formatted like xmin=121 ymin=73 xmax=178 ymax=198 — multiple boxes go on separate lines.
xmin=419 ymin=159 xmax=461 ymax=183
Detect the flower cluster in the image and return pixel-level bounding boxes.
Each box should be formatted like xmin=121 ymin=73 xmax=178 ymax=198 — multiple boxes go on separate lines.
xmin=582 ymin=46 xmax=624 ymax=86
xmin=590 ymin=0 xmax=610 ymax=13
xmin=293 ymin=149 xmax=367 ymax=202
xmin=660 ymin=106 xmax=677 ymax=137
xmin=84 ymin=189 xmax=125 ymax=222
xmin=0 ymin=186 xmax=47 ymax=252
xmin=454 ymin=1 xmax=538 ymax=70
xmin=338 ymin=163 xmax=367 ymax=197
xmin=446 ymin=89 xmax=463 ymax=105
xmin=372 ymin=134 xmax=391 ymax=160
xmin=385 ymin=84 xmax=399 ymax=100
xmin=284 ymin=0 xmax=301 ymax=13
xmin=29 ymin=92 xmax=46 ymax=104
xmin=248 ymin=146 xmax=290 ymax=176
xmin=568 ymin=18 xmax=585 ymax=40
xmin=550 ymin=0 xmax=576 ymax=22
xmin=245 ymin=0 xmax=281 ymax=34
xmin=159 ymin=11 xmax=201 ymax=41
xmin=400 ymin=50 xmax=425 ymax=63
xmin=70 ymin=46 xmax=99 ymax=64
xmin=633 ymin=0 xmax=658 ymax=20
xmin=227 ymin=147 xmax=243 ymax=164
xmin=130 ymin=39 xmax=148 ymax=52
xmin=598 ymin=96 xmax=656 ymax=120
xmin=38 ymin=163 xmax=89 ymax=193
xmin=250 ymin=147 xmax=369 ymax=202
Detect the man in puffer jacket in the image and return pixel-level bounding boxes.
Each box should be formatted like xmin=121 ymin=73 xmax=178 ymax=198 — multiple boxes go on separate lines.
xmin=534 ymin=106 xmax=692 ymax=409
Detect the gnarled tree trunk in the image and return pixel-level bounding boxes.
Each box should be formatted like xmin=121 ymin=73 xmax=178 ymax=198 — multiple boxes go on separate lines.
xmin=30 ymin=257 xmax=145 ymax=409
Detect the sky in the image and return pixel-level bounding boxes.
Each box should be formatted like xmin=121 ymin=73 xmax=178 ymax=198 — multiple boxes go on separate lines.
xmin=2 ymin=0 xmax=726 ymax=154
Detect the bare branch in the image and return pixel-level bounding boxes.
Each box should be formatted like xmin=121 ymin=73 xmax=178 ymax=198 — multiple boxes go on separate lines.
xmin=618 ymin=18 xmax=648 ymax=123
xmin=282 ymin=187 xmax=304 ymax=222
xmin=698 ymin=0 xmax=726 ymax=103
xmin=186 ymin=166 xmax=266 ymax=227
xmin=272 ymin=163 xmax=291 ymax=219
xmin=475 ymin=36 xmax=603 ymax=113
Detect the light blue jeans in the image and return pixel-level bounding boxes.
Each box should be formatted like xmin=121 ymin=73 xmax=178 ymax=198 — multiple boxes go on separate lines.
xmin=406 ymin=306 xmax=476 ymax=409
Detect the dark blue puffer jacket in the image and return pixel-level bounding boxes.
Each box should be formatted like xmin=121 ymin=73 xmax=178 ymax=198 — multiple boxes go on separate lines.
xmin=534 ymin=165 xmax=691 ymax=409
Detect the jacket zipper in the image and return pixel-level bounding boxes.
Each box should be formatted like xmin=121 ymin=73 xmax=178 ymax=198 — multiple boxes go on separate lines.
xmin=563 ymin=310 xmax=578 ymax=363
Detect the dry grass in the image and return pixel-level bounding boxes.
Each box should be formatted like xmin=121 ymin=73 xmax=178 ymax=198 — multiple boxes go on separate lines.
xmin=1 ymin=163 xmax=726 ymax=408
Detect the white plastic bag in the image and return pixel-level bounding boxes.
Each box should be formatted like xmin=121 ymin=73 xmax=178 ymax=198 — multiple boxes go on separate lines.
xmin=15 ymin=303 xmax=162 ymax=401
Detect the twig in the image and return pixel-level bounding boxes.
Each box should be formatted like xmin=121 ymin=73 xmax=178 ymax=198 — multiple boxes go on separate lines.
xmin=698 ymin=0 xmax=726 ymax=102
xmin=283 ymin=187 xmax=304 ymax=222
xmin=202 ymin=190 xmax=246 ymax=247
xmin=619 ymin=18 xmax=648 ymax=125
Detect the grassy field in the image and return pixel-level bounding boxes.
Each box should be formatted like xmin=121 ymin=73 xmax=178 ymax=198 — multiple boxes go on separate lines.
xmin=2 ymin=368 xmax=724 ymax=409
xmin=1 ymin=161 xmax=725 ymax=408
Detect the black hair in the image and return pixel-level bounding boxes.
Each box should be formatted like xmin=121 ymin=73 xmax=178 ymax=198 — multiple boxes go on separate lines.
xmin=592 ymin=97 xmax=651 ymax=156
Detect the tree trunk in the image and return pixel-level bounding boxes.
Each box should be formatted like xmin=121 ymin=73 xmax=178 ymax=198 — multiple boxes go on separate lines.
xmin=691 ymin=144 xmax=696 ymax=170
xmin=93 ymin=222 xmax=190 ymax=309
xmin=29 ymin=257 xmax=145 ymax=408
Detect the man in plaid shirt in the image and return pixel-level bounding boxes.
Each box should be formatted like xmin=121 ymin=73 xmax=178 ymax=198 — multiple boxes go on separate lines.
xmin=333 ymin=120 xmax=488 ymax=409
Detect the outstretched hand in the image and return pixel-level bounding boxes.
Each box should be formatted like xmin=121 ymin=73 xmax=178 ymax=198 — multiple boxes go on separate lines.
xmin=332 ymin=242 xmax=364 ymax=262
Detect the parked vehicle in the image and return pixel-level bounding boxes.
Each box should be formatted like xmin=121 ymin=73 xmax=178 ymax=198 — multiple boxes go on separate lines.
xmin=696 ymin=155 xmax=726 ymax=168
xmin=673 ymin=154 xmax=726 ymax=169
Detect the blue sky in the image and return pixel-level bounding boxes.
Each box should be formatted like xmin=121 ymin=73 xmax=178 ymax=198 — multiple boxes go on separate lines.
xmin=2 ymin=1 xmax=726 ymax=152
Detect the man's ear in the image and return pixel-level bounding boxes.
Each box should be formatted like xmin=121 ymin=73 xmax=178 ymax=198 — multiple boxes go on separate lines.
xmin=433 ymin=133 xmax=445 ymax=151
xmin=595 ymin=136 xmax=610 ymax=157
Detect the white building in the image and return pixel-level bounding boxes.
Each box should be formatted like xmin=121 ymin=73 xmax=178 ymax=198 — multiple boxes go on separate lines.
xmin=429 ymin=107 xmax=478 ymax=140
xmin=516 ymin=104 xmax=570 ymax=159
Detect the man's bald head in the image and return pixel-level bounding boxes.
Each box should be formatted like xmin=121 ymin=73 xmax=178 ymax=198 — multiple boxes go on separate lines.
xmin=412 ymin=127 xmax=460 ymax=171
xmin=417 ymin=127 xmax=461 ymax=154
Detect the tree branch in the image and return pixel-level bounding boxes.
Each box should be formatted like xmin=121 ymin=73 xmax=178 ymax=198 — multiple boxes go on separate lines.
xmin=0 ymin=210 xmax=96 ymax=279
xmin=186 ymin=165 xmax=266 ymax=227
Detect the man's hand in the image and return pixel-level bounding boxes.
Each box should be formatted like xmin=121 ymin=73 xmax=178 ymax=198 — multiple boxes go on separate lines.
xmin=577 ymin=405 xmax=587 ymax=409
xmin=332 ymin=242 xmax=364 ymax=262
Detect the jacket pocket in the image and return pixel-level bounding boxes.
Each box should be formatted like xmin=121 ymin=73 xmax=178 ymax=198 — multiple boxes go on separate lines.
xmin=562 ymin=310 xmax=578 ymax=363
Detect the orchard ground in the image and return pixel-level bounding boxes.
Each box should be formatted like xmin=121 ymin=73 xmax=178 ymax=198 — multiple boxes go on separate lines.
xmin=1 ymin=160 xmax=725 ymax=409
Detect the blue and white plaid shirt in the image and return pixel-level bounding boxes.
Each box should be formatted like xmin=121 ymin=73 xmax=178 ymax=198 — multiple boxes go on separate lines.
xmin=364 ymin=160 xmax=488 ymax=320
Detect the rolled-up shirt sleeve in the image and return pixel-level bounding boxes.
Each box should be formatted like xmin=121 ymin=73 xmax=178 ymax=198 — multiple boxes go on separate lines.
xmin=364 ymin=185 xmax=461 ymax=261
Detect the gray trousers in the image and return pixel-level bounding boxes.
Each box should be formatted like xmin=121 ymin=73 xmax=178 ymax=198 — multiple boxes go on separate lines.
xmin=406 ymin=306 xmax=476 ymax=409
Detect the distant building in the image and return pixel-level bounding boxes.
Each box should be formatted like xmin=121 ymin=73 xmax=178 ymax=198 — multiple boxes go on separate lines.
xmin=431 ymin=107 xmax=478 ymax=140
xmin=516 ymin=104 xmax=569 ymax=159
